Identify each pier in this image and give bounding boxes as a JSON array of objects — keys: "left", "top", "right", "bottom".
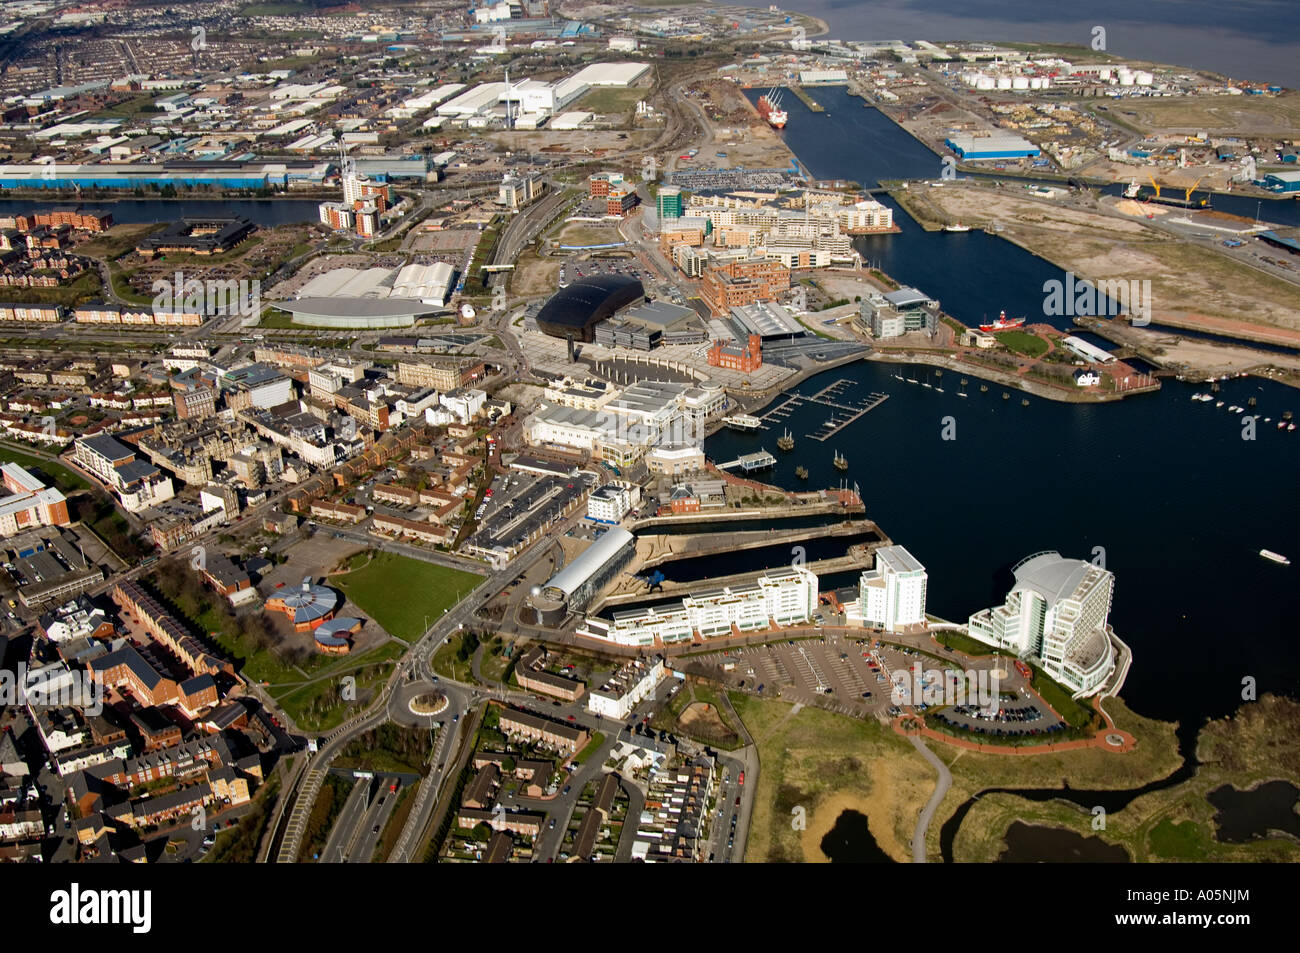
[
  {"left": 788, "top": 85, "right": 825, "bottom": 112},
  {"left": 757, "top": 378, "right": 890, "bottom": 442},
  {"left": 716, "top": 449, "right": 778, "bottom": 472}
]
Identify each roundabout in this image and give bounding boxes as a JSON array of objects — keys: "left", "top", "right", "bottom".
[{"left": 408, "top": 692, "right": 449, "bottom": 716}]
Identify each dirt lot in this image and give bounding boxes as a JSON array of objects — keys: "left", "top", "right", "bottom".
[
  {"left": 678, "top": 700, "right": 736, "bottom": 741},
  {"left": 1079, "top": 157, "right": 1241, "bottom": 192},
  {"left": 1107, "top": 92, "right": 1300, "bottom": 138}
]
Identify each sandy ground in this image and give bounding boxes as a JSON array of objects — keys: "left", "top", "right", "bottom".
[
  {"left": 678, "top": 702, "right": 736, "bottom": 743},
  {"left": 1081, "top": 158, "right": 1240, "bottom": 192},
  {"left": 797, "top": 754, "right": 927, "bottom": 863}
]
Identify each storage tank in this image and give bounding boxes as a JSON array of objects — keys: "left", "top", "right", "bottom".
[
  {"left": 1118, "top": 68, "right": 1135, "bottom": 86},
  {"left": 1012, "top": 76, "right": 1030, "bottom": 90},
  {"left": 1040, "top": 76, "right": 1051, "bottom": 90},
  {"left": 1136, "top": 71, "right": 1154, "bottom": 86},
  {"left": 996, "top": 76, "right": 1013, "bottom": 90},
  {"left": 1029, "top": 77, "right": 1044, "bottom": 90},
  {"left": 1097, "top": 68, "right": 1112, "bottom": 81},
  {"left": 976, "top": 76, "right": 995, "bottom": 91}
]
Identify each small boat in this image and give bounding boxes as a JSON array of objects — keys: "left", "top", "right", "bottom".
[
  {"left": 1215, "top": 401, "right": 1225, "bottom": 408},
  {"left": 777, "top": 429, "right": 794, "bottom": 451},
  {"left": 980, "top": 384, "right": 988, "bottom": 393},
  {"left": 935, "top": 387, "right": 944, "bottom": 393},
  {"left": 1002, "top": 392, "right": 1010, "bottom": 400},
  {"left": 1260, "top": 549, "right": 1291, "bottom": 566},
  {"left": 945, "top": 223, "right": 971, "bottom": 232},
  {"left": 1290, "top": 423, "right": 1296, "bottom": 431},
  {"left": 957, "top": 391, "right": 968, "bottom": 398},
  {"left": 921, "top": 382, "right": 932, "bottom": 389},
  {"left": 906, "top": 377, "right": 918, "bottom": 384},
  {"left": 1278, "top": 421, "right": 1287, "bottom": 429},
  {"left": 833, "top": 450, "right": 848, "bottom": 471},
  {"left": 794, "top": 465, "right": 809, "bottom": 479},
  {"left": 1021, "top": 398, "right": 1030, "bottom": 406}
]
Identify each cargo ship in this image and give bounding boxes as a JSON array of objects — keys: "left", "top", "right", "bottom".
[
  {"left": 756, "top": 88, "right": 788, "bottom": 129},
  {"left": 980, "top": 310, "right": 1026, "bottom": 333},
  {"left": 1259, "top": 549, "right": 1291, "bottom": 566}
]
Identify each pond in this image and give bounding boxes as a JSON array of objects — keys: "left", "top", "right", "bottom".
[{"left": 818, "top": 809, "right": 894, "bottom": 863}]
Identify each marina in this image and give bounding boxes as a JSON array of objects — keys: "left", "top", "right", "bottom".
[{"left": 757, "top": 378, "right": 890, "bottom": 442}]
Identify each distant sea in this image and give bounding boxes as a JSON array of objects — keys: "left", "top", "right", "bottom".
[{"left": 731, "top": 0, "right": 1300, "bottom": 88}]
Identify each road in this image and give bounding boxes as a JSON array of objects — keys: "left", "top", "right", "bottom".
[{"left": 319, "top": 776, "right": 373, "bottom": 863}]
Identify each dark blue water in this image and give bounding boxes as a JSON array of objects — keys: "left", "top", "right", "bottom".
[
  {"left": 714, "top": 83, "right": 1300, "bottom": 729},
  {"left": 731, "top": 0, "right": 1300, "bottom": 88},
  {"left": 748, "top": 87, "right": 1141, "bottom": 330},
  {"left": 707, "top": 359, "right": 1300, "bottom": 726},
  {"left": 0, "top": 198, "right": 323, "bottom": 226}
]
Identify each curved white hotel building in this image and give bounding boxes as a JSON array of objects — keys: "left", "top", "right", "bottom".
[{"left": 967, "top": 551, "right": 1116, "bottom": 696}]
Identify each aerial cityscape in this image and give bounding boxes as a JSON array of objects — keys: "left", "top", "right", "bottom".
[{"left": 0, "top": 0, "right": 1295, "bottom": 897}]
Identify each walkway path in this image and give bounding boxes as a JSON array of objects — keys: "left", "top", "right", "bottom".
[{"left": 908, "top": 734, "right": 950, "bottom": 863}]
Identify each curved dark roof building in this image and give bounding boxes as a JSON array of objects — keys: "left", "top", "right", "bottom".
[{"left": 536, "top": 274, "right": 644, "bottom": 343}]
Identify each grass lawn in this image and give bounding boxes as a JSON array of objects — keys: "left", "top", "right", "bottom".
[
  {"left": 574, "top": 732, "right": 606, "bottom": 765},
  {"left": 576, "top": 86, "right": 647, "bottom": 117},
  {"left": 995, "top": 329, "right": 1049, "bottom": 358},
  {"left": 0, "top": 445, "right": 89, "bottom": 493},
  {"left": 932, "top": 630, "right": 997, "bottom": 657},
  {"left": 334, "top": 551, "right": 481, "bottom": 641},
  {"left": 0, "top": 270, "right": 103, "bottom": 307},
  {"left": 260, "top": 309, "right": 298, "bottom": 329},
  {"left": 478, "top": 639, "right": 518, "bottom": 683},
  {"left": 431, "top": 633, "right": 475, "bottom": 683},
  {"left": 270, "top": 640, "right": 406, "bottom": 732}
]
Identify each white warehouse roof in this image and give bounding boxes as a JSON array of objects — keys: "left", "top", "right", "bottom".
[{"left": 569, "top": 62, "right": 650, "bottom": 87}]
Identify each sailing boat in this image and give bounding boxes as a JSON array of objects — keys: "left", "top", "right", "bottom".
[
  {"left": 777, "top": 428, "right": 795, "bottom": 451},
  {"left": 833, "top": 450, "right": 848, "bottom": 471}
]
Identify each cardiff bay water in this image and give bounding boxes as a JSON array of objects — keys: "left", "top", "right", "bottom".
[{"left": 708, "top": 87, "right": 1300, "bottom": 730}]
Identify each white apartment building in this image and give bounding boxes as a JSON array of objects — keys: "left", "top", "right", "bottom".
[
  {"left": 439, "top": 387, "right": 487, "bottom": 424},
  {"left": 526, "top": 380, "right": 723, "bottom": 468},
  {"left": 856, "top": 545, "right": 928, "bottom": 632},
  {"left": 587, "top": 482, "right": 638, "bottom": 524},
  {"left": 308, "top": 361, "right": 367, "bottom": 399},
  {"left": 580, "top": 567, "right": 818, "bottom": 647},
  {"left": 587, "top": 656, "right": 666, "bottom": 719},
  {"left": 72, "top": 435, "right": 175, "bottom": 513},
  {"left": 835, "top": 198, "right": 894, "bottom": 232},
  {"left": 967, "top": 551, "right": 1116, "bottom": 695}
]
